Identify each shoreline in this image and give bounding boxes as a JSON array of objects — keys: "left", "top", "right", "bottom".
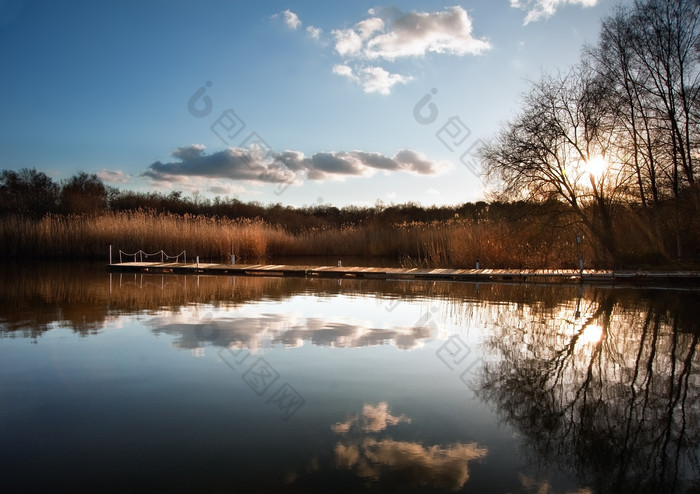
[{"left": 107, "top": 261, "right": 700, "bottom": 288}]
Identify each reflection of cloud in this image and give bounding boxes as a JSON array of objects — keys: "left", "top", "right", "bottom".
[
  {"left": 287, "top": 402, "right": 488, "bottom": 490},
  {"left": 332, "top": 402, "right": 410, "bottom": 434},
  {"left": 148, "top": 313, "right": 434, "bottom": 352},
  {"left": 519, "top": 473, "right": 593, "bottom": 494},
  {"left": 328, "top": 402, "right": 486, "bottom": 491},
  {"left": 335, "top": 438, "right": 487, "bottom": 491}
]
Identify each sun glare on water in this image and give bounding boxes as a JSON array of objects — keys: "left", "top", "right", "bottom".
[{"left": 579, "top": 324, "right": 603, "bottom": 346}]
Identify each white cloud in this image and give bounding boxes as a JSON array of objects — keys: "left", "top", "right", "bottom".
[
  {"left": 277, "top": 6, "right": 489, "bottom": 95},
  {"left": 97, "top": 169, "right": 130, "bottom": 184},
  {"left": 334, "top": 64, "right": 411, "bottom": 95},
  {"left": 332, "top": 6, "right": 490, "bottom": 60},
  {"left": 511, "top": 0, "right": 598, "bottom": 25},
  {"left": 332, "top": 63, "right": 357, "bottom": 80},
  {"left": 306, "top": 25, "right": 322, "bottom": 40},
  {"left": 328, "top": 6, "right": 489, "bottom": 94},
  {"left": 281, "top": 9, "right": 301, "bottom": 30}
]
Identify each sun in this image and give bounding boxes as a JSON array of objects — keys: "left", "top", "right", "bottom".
[{"left": 584, "top": 155, "right": 609, "bottom": 179}]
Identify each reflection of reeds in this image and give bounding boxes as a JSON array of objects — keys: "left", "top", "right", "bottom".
[
  {"left": 0, "top": 212, "right": 581, "bottom": 267},
  {"left": 0, "top": 260, "right": 591, "bottom": 337}
]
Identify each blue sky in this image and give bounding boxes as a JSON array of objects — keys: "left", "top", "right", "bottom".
[{"left": 0, "top": 0, "right": 625, "bottom": 207}]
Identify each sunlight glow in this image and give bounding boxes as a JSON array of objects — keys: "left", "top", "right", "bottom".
[
  {"left": 579, "top": 324, "right": 603, "bottom": 346},
  {"left": 584, "top": 155, "right": 609, "bottom": 179}
]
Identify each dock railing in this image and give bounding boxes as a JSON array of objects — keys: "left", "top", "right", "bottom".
[{"left": 116, "top": 249, "right": 186, "bottom": 264}]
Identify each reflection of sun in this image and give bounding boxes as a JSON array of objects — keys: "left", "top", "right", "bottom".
[
  {"left": 584, "top": 155, "right": 609, "bottom": 179},
  {"left": 579, "top": 324, "right": 603, "bottom": 345}
]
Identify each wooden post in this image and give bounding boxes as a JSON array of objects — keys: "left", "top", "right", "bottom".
[{"left": 576, "top": 235, "right": 583, "bottom": 280}]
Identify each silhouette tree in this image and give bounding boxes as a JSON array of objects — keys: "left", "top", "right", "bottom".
[
  {"left": 0, "top": 168, "right": 59, "bottom": 217},
  {"left": 481, "top": 64, "right": 628, "bottom": 263},
  {"left": 59, "top": 171, "right": 108, "bottom": 215}
]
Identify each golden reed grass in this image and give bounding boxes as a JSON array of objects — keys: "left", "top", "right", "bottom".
[{"left": 0, "top": 210, "right": 582, "bottom": 268}]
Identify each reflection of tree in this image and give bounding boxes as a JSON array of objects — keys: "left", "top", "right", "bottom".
[
  {"left": 476, "top": 290, "right": 700, "bottom": 493},
  {"left": 0, "top": 260, "right": 586, "bottom": 339}
]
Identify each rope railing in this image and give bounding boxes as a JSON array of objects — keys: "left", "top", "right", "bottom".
[{"left": 118, "top": 249, "right": 187, "bottom": 264}]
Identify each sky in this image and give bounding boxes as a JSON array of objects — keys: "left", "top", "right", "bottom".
[{"left": 0, "top": 0, "right": 628, "bottom": 208}]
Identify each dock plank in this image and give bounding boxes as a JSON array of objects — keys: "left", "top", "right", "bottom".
[{"left": 107, "top": 262, "right": 700, "bottom": 286}]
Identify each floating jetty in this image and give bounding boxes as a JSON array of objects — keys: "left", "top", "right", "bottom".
[{"left": 107, "top": 262, "right": 700, "bottom": 287}]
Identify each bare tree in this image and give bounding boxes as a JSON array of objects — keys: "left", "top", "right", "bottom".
[{"left": 482, "top": 65, "right": 630, "bottom": 263}]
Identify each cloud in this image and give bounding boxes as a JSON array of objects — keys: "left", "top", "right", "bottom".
[
  {"left": 328, "top": 6, "right": 489, "bottom": 94},
  {"left": 332, "top": 6, "right": 491, "bottom": 60},
  {"left": 280, "top": 9, "right": 301, "bottom": 30},
  {"left": 333, "top": 64, "right": 411, "bottom": 95},
  {"left": 288, "top": 402, "right": 488, "bottom": 490},
  {"left": 143, "top": 145, "right": 449, "bottom": 185},
  {"left": 142, "top": 144, "right": 298, "bottom": 184},
  {"left": 335, "top": 438, "right": 488, "bottom": 490},
  {"left": 147, "top": 313, "right": 436, "bottom": 352},
  {"left": 332, "top": 402, "right": 411, "bottom": 434},
  {"left": 97, "top": 169, "right": 130, "bottom": 184},
  {"left": 206, "top": 183, "right": 247, "bottom": 196},
  {"left": 306, "top": 25, "right": 322, "bottom": 40},
  {"left": 510, "top": 0, "right": 598, "bottom": 24}
]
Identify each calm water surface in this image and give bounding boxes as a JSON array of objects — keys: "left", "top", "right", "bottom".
[{"left": 0, "top": 262, "right": 698, "bottom": 493}]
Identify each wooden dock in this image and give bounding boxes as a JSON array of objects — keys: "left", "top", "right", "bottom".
[{"left": 107, "top": 262, "right": 700, "bottom": 286}]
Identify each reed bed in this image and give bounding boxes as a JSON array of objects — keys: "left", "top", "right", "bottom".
[
  {"left": 0, "top": 211, "right": 290, "bottom": 261},
  {"left": 0, "top": 210, "right": 587, "bottom": 268}
]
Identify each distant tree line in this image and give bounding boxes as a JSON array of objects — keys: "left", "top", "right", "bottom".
[
  {"left": 0, "top": 167, "right": 555, "bottom": 233},
  {"left": 482, "top": 0, "right": 699, "bottom": 264}
]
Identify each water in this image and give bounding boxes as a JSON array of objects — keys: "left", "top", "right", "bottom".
[{"left": 0, "top": 262, "right": 698, "bottom": 493}]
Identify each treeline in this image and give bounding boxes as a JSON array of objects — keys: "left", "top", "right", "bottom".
[
  {"left": 482, "top": 0, "right": 700, "bottom": 265},
  {"left": 0, "top": 166, "right": 685, "bottom": 267},
  {"left": 0, "top": 166, "right": 548, "bottom": 231},
  {"left": 0, "top": 167, "right": 601, "bottom": 267}
]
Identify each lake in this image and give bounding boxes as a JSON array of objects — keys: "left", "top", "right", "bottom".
[{"left": 0, "top": 262, "right": 698, "bottom": 493}]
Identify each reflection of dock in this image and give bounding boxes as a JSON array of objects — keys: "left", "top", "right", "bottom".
[{"left": 107, "top": 262, "right": 700, "bottom": 286}]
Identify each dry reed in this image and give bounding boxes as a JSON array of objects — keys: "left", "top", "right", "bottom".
[{"left": 0, "top": 210, "right": 586, "bottom": 268}]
